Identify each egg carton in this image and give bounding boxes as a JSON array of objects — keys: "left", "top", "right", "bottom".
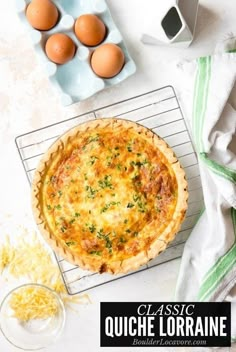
[{"left": 15, "top": 0, "right": 136, "bottom": 106}]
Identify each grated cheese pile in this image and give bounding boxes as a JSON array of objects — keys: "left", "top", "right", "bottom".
[
  {"left": 9, "top": 286, "right": 58, "bottom": 322},
  {"left": 0, "top": 229, "right": 90, "bottom": 321}
]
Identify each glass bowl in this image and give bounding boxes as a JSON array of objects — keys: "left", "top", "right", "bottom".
[{"left": 0, "top": 283, "right": 66, "bottom": 350}]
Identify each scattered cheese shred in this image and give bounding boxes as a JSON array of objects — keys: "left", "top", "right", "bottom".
[
  {"left": 9, "top": 286, "right": 58, "bottom": 322},
  {"left": 0, "top": 236, "right": 15, "bottom": 273},
  {"left": 0, "top": 228, "right": 90, "bottom": 321}
]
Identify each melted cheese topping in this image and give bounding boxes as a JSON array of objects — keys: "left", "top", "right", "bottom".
[{"left": 42, "top": 126, "right": 177, "bottom": 267}]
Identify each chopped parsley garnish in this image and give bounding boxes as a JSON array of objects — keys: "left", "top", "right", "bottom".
[
  {"left": 100, "top": 201, "right": 120, "bottom": 213},
  {"left": 89, "top": 250, "right": 102, "bottom": 256},
  {"left": 130, "top": 159, "right": 149, "bottom": 167},
  {"left": 137, "top": 201, "right": 146, "bottom": 213},
  {"left": 133, "top": 232, "right": 139, "bottom": 237},
  {"left": 74, "top": 212, "right": 80, "bottom": 217},
  {"left": 105, "top": 239, "right": 112, "bottom": 253},
  {"left": 130, "top": 161, "right": 141, "bottom": 167},
  {"left": 60, "top": 226, "right": 67, "bottom": 233},
  {"left": 116, "top": 164, "right": 122, "bottom": 171},
  {"left": 137, "top": 153, "right": 142, "bottom": 157},
  {"left": 86, "top": 223, "right": 96, "bottom": 233},
  {"left": 47, "top": 205, "right": 52, "bottom": 210},
  {"left": 58, "top": 190, "right": 63, "bottom": 197},
  {"left": 156, "top": 207, "right": 161, "bottom": 213},
  {"left": 100, "top": 205, "right": 109, "bottom": 213},
  {"left": 69, "top": 219, "right": 76, "bottom": 224},
  {"left": 65, "top": 165, "right": 71, "bottom": 170},
  {"left": 132, "top": 174, "right": 139, "bottom": 181},
  {"left": 125, "top": 229, "right": 131, "bottom": 233},
  {"left": 114, "top": 146, "right": 119, "bottom": 150},
  {"left": 124, "top": 219, "right": 128, "bottom": 224},
  {"left": 65, "top": 241, "right": 76, "bottom": 246},
  {"left": 97, "top": 229, "right": 106, "bottom": 239},
  {"left": 127, "top": 202, "right": 134, "bottom": 208},
  {"left": 88, "top": 134, "right": 99, "bottom": 143},
  {"left": 89, "top": 224, "right": 96, "bottom": 233},
  {"left": 106, "top": 156, "right": 112, "bottom": 166},
  {"left": 85, "top": 185, "right": 98, "bottom": 199},
  {"left": 89, "top": 156, "right": 99, "bottom": 165},
  {"left": 55, "top": 204, "right": 61, "bottom": 210},
  {"left": 133, "top": 194, "right": 141, "bottom": 202},
  {"left": 98, "top": 175, "right": 113, "bottom": 189},
  {"left": 127, "top": 140, "right": 134, "bottom": 152},
  {"left": 97, "top": 229, "right": 113, "bottom": 253},
  {"left": 157, "top": 195, "right": 162, "bottom": 200},
  {"left": 142, "top": 159, "right": 149, "bottom": 165},
  {"left": 119, "top": 236, "right": 127, "bottom": 243}
]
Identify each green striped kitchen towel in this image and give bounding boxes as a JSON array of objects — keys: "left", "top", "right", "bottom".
[{"left": 175, "top": 38, "right": 236, "bottom": 338}]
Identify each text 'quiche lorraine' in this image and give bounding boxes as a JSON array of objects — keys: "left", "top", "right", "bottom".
[{"left": 32, "top": 118, "right": 188, "bottom": 274}]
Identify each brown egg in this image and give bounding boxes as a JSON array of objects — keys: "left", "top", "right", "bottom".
[
  {"left": 45, "top": 34, "right": 76, "bottom": 65},
  {"left": 91, "top": 43, "right": 125, "bottom": 78},
  {"left": 75, "top": 14, "right": 106, "bottom": 46},
  {"left": 26, "top": 0, "right": 59, "bottom": 31}
]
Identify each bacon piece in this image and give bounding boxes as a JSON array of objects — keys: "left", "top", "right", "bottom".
[{"left": 81, "top": 238, "right": 98, "bottom": 251}]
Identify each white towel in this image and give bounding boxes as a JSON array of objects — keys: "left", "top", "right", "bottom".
[{"left": 175, "top": 37, "right": 236, "bottom": 341}]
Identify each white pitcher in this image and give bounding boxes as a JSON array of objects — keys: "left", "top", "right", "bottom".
[{"left": 141, "top": 0, "right": 199, "bottom": 48}]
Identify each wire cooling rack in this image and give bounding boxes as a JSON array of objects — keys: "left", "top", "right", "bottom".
[{"left": 15, "top": 86, "right": 203, "bottom": 295}]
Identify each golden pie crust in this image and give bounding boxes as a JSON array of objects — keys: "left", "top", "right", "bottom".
[{"left": 32, "top": 118, "right": 188, "bottom": 274}]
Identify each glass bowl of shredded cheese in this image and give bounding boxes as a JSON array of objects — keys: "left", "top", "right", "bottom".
[{"left": 0, "top": 283, "right": 65, "bottom": 350}]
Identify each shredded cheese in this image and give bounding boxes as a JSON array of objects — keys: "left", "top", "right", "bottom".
[
  {"left": 0, "top": 236, "right": 15, "bottom": 273},
  {"left": 0, "top": 228, "right": 90, "bottom": 321},
  {"left": 9, "top": 286, "right": 58, "bottom": 322},
  {"left": 7, "top": 232, "right": 65, "bottom": 293}
]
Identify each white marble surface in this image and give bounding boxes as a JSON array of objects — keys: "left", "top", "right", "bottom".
[{"left": 0, "top": 0, "right": 235, "bottom": 351}]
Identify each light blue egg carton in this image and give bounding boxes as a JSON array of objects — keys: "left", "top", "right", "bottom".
[{"left": 15, "top": 0, "right": 136, "bottom": 106}]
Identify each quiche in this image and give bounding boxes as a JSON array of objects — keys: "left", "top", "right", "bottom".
[{"left": 32, "top": 118, "right": 188, "bottom": 274}]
